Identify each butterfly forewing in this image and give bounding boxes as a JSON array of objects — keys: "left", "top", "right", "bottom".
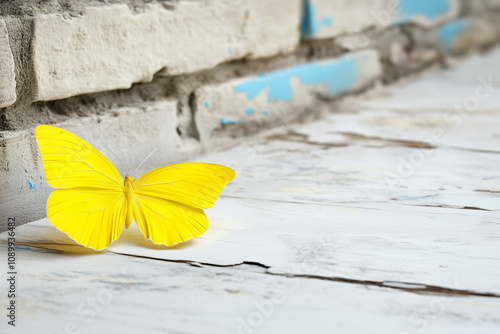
[
  {"left": 36, "top": 125, "right": 123, "bottom": 190},
  {"left": 133, "top": 163, "right": 236, "bottom": 209}
]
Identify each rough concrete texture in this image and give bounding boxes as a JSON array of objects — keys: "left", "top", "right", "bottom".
[
  {"left": 194, "top": 50, "right": 382, "bottom": 148},
  {"left": 335, "top": 28, "right": 413, "bottom": 83},
  {"left": 0, "top": 99, "right": 202, "bottom": 228},
  {"left": 334, "top": 14, "right": 500, "bottom": 83},
  {"left": 0, "top": 18, "right": 16, "bottom": 108},
  {"left": 32, "top": 0, "right": 301, "bottom": 101},
  {"left": 301, "top": 0, "right": 461, "bottom": 40},
  {"left": 0, "top": 0, "right": 170, "bottom": 16}
]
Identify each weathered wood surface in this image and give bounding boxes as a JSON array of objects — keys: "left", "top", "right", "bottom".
[{"left": 2, "top": 48, "right": 500, "bottom": 333}]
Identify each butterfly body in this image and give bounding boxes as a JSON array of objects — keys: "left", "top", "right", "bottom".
[
  {"left": 123, "top": 175, "right": 134, "bottom": 229},
  {"left": 35, "top": 125, "right": 235, "bottom": 250}
]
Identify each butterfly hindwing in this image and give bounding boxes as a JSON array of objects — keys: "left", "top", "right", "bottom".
[
  {"left": 132, "top": 194, "right": 209, "bottom": 246},
  {"left": 36, "top": 125, "right": 123, "bottom": 190},
  {"left": 48, "top": 188, "right": 127, "bottom": 250}
]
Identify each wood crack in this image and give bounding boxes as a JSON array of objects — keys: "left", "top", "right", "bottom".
[
  {"left": 450, "top": 146, "right": 500, "bottom": 155},
  {"left": 338, "top": 132, "right": 436, "bottom": 148},
  {"left": 392, "top": 202, "right": 493, "bottom": 212},
  {"left": 268, "top": 132, "right": 347, "bottom": 148},
  {"left": 265, "top": 272, "right": 500, "bottom": 298},
  {"left": 109, "top": 250, "right": 500, "bottom": 299},
  {"left": 12, "top": 241, "right": 500, "bottom": 299},
  {"left": 475, "top": 189, "right": 500, "bottom": 194},
  {"left": 108, "top": 250, "right": 271, "bottom": 269}
]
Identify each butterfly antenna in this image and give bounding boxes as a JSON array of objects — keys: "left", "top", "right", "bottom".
[
  {"left": 97, "top": 136, "right": 129, "bottom": 175},
  {"left": 130, "top": 148, "right": 158, "bottom": 178}
]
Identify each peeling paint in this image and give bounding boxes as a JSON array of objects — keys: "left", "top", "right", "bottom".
[
  {"left": 233, "top": 54, "right": 360, "bottom": 103},
  {"left": 204, "top": 101, "right": 210, "bottom": 108},
  {"left": 221, "top": 118, "right": 238, "bottom": 125},
  {"left": 395, "top": 0, "right": 452, "bottom": 25},
  {"left": 245, "top": 108, "right": 255, "bottom": 115},
  {"left": 27, "top": 179, "right": 36, "bottom": 190},
  {"left": 300, "top": 0, "right": 333, "bottom": 38},
  {"left": 322, "top": 17, "right": 333, "bottom": 27},
  {"left": 436, "top": 18, "right": 471, "bottom": 53}
]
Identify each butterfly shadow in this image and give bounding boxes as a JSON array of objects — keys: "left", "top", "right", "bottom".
[
  {"left": 108, "top": 225, "right": 197, "bottom": 251},
  {"left": 19, "top": 223, "right": 196, "bottom": 254},
  {"left": 19, "top": 234, "right": 103, "bottom": 255}
]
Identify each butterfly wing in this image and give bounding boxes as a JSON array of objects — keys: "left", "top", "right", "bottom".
[
  {"left": 48, "top": 188, "right": 127, "bottom": 250},
  {"left": 36, "top": 125, "right": 127, "bottom": 250},
  {"left": 132, "top": 194, "right": 209, "bottom": 246},
  {"left": 35, "top": 125, "right": 123, "bottom": 189},
  {"left": 133, "top": 163, "right": 236, "bottom": 209},
  {"left": 132, "top": 163, "right": 235, "bottom": 246}
]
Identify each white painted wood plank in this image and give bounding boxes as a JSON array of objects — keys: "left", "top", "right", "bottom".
[{"left": 0, "top": 245, "right": 499, "bottom": 334}]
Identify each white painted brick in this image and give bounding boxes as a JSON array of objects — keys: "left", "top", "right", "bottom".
[
  {"left": 301, "top": 0, "right": 394, "bottom": 40},
  {"left": 301, "top": 0, "right": 461, "bottom": 40},
  {"left": 485, "top": 0, "right": 500, "bottom": 10},
  {"left": 434, "top": 18, "right": 499, "bottom": 55},
  {"left": 0, "top": 100, "right": 201, "bottom": 226},
  {"left": 393, "top": 0, "right": 461, "bottom": 28},
  {"left": 466, "top": 18, "right": 499, "bottom": 48},
  {"left": 32, "top": 0, "right": 301, "bottom": 102},
  {"left": 58, "top": 101, "right": 201, "bottom": 172},
  {"left": 0, "top": 18, "right": 16, "bottom": 108},
  {"left": 0, "top": 129, "right": 52, "bottom": 227},
  {"left": 194, "top": 50, "right": 382, "bottom": 147},
  {"left": 467, "top": 0, "right": 500, "bottom": 12}
]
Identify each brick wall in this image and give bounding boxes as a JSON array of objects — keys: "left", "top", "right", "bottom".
[{"left": 1, "top": 0, "right": 500, "bottom": 230}]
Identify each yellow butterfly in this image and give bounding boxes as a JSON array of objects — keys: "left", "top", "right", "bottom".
[{"left": 35, "top": 125, "right": 235, "bottom": 250}]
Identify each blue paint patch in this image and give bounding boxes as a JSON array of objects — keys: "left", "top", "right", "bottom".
[
  {"left": 204, "top": 101, "right": 210, "bottom": 108},
  {"left": 228, "top": 47, "right": 233, "bottom": 54},
  {"left": 322, "top": 17, "right": 333, "bottom": 27},
  {"left": 263, "top": 111, "right": 269, "bottom": 116},
  {"left": 437, "top": 18, "right": 471, "bottom": 54},
  {"left": 233, "top": 54, "right": 360, "bottom": 103},
  {"left": 16, "top": 246, "right": 61, "bottom": 254},
  {"left": 395, "top": 0, "right": 452, "bottom": 25},
  {"left": 245, "top": 108, "right": 255, "bottom": 115},
  {"left": 301, "top": 1, "right": 333, "bottom": 38},
  {"left": 27, "top": 179, "right": 36, "bottom": 190},
  {"left": 221, "top": 118, "right": 238, "bottom": 125}
]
